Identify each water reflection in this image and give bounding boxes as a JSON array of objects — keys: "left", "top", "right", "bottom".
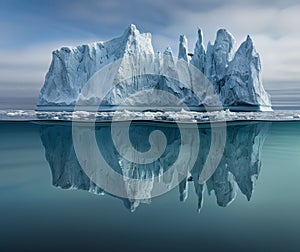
[{"left": 40, "top": 121, "right": 270, "bottom": 212}]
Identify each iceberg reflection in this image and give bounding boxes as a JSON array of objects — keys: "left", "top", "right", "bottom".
[{"left": 40, "top": 121, "right": 270, "bottom": 212}]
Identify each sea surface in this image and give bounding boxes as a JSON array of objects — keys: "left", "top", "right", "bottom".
[
  {"left": 1, "top": 84, "right": 300, "bottom": 252},
  {"left": 0, "top": 119, "right": 300, "bottom": 252}
]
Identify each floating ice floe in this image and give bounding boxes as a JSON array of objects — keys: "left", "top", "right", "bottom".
[{"left": 1, "top": 109, "right": 300, "bottom": 123}]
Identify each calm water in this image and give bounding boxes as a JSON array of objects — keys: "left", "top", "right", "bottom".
[{"left": 0, "top": 120, "right": 300, "bottom": 252}]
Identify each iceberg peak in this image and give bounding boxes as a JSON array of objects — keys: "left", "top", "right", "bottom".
[
  {"left": 213, "top": 28, "right": 236, "bottom": 81},
  {"left": 191, "top": 27, "right": 206, "bottom": 72},
  {"left": 123, "top": 24, "right": 140, "bottom": 37},
  {"left": 246, "top": 34, "right": 252, "bottom": 42},
  {"left": 221, "top": 34, "right": 271, "bottom": 107},
  {"left": 178, "top": 35, "right": 189, "bottom": 62},
  {"left": 197, "top": 27, "right": 204, "bottom": 44},
  {"left": 164, "top": 46, "right": 173, "bottom": 56},
  {"left": 241, "top": 35, "right": 256, "bottom": 58}
]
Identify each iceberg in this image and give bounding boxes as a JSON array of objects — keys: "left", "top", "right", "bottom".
[{"left": 37, "top": 24, "right": 271, "bottom": 111}]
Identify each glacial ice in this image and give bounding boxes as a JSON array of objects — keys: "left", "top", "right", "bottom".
[
  {"left": 37, "top": 24, "right": 272, "bottom": 111},
  {"left": 221, "top": 36, "right": 271, "bottom": 107}
]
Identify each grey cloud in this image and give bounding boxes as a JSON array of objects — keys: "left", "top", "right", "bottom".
[{"left": 1, "top": 0, "right": 300, "bottom": 99}]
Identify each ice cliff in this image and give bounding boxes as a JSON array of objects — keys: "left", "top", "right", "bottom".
[{"left": 38, "top": 24, "right": 271, "bottom": 111}]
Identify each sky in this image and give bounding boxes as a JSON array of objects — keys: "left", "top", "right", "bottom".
[{"left": 0, "top": 0, "right": 300, "bottom": 103}]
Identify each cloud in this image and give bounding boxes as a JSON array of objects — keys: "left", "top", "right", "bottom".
[
  {"left": 0, "top": 39, "right": 99, "bottom": 96},
  {"left": 1, "top": 0, "right": 300, "bottom": 100}
]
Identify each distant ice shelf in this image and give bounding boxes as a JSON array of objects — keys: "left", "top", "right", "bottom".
[{"left": 1, "top": 109, "right": 300, "bottom": 123}]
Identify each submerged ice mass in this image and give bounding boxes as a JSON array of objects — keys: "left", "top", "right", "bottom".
[
  {"left": 38, "top": 24, "right": 271, "bottom": 111},
  {"left": 39, "top": 121, "right": 270, "bottom": 211}
]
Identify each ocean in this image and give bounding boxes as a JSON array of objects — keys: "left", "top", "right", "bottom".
[
  {"left": 0, "top": 119, "right": 299, "bottom": 252},
  {"left": 1, "top": 84, "right": 300, "bottom": 251}
]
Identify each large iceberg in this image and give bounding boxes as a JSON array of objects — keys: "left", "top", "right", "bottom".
[{"left": 38, "top": 24, "right": 271, "bottom": 111}]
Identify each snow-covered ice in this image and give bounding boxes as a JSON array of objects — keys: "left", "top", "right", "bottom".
[{"left": 37, "top": 24, "right": 271, "bottom": 111}]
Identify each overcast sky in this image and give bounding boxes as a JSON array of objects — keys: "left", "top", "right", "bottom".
[{"left": 1, "top": 0, "right": 300, "bottom": 99}]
